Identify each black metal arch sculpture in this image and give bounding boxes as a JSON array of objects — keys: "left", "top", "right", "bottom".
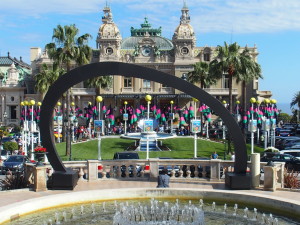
[{"left": 40, "top": 62, "right": 249, "bottom": 189}]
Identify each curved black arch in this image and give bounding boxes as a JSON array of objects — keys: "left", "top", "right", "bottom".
[{"left": 40, "top": 62, "right": 247, "bottom": 174}]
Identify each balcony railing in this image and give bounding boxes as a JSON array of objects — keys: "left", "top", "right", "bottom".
[
  {"left": 203, "top": 88, "right": 238, "bottom": 96},
  {"left": 71, "top": 88, "right": 96, "bottom": 95},
  {"left": 121, "top": 87, "right": 133, "bottom": 93}
]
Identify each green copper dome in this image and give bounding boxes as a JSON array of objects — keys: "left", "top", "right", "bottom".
[{"left": 121, "top": 36, "right": 173, "bottom": 50}]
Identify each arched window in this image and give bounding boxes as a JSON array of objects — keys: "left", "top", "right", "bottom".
[{"left": 203, "top": 48, "right": 211, "bottom": 62}]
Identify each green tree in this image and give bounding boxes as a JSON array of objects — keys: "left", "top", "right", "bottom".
[
  {"left": 187, "top": 62, "right": 217, "bottom": 88},
  {"left": 290, "top": 91, "right": 300, "bottom": 124},
  {"left": 278, "top": 112, "right": 291, "bottom": 123},
  {"left": 290, "top": 91, "right": 300, "bottom": 110},
  {"left": 236, "top": 47, "right": 262, "bottom": 113},
  {"left": 3, "top": 142, "right": 18, "bottom": 153},
  {"left": 209, "top": 42, "right": 260, "bottom": 113},
  {"left": 45, "top": 24, "right": 92, "bottom": 157},
  {"left": 85, "top": 76, "right": 113, "bottom": 95},
  {"left": 35, "top": 64, "right": 65, "bottom": 98}
]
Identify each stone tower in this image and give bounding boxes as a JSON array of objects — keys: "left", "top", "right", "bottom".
[
  {"left": 172, "top": 1, "right": 196, "bottom": 63},
  {"left": 96, "top": 4, "right": 122, "bottom": 62}
]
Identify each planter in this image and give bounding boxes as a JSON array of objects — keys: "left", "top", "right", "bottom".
[{"left": 34, "top": 152, "right": 47, "bottom": 167}]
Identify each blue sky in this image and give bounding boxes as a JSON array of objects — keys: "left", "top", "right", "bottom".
[{"left": 1, "top": 0, "right": 300, "bottom": 114}]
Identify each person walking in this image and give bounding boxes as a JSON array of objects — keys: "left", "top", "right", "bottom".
[{"left": 157, "top": 169, "right": 170, "bottom": 188}]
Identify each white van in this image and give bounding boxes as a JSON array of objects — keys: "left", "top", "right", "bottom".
[{"left": 280, "top": 150, "right": 300, "bottom": 160}]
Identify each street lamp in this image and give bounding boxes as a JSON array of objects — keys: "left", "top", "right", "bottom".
[
  {"left": 30, "top": 99, "right": 35, "bottom": 160},
  {"left": 170, "top": 100, "right": 174, "bottom": 134},
  {"left": 57, "top": 102, "right": 61, "bottom": 143},
  {"left": 270, "top": 99, "right": 277, "bottom": 147},
  {"left": 96, "top": 96, "right": 103, "bottom": 161},
  {"left": 249, "top": 97, "right": 256, "bottom": 154},
  {"left": 145, "top": 94, "right": 152, "bottom": 160},
  {"left": 37, "top": 102, "right": 42, "bottom": 146},
  {"left": 256, "top": 100, "right": 261, "bottom": 145},
  {"left": 124, "top": 101, "right": 128, "bottom": 134},
  {"left": 192, "top": 98, "right": 199, "bottom": 158}
]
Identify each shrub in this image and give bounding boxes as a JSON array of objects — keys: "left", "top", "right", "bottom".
[
  {"left": 3, "top": 141, "right": 18, "bottom": 153},
  {"left": 0, "top": 171, "right": 30, "bottom": 190},
  {"left": 284, "top": 169, "right": 300, "bottom": 189}
]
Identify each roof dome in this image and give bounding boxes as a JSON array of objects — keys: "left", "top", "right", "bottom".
[
  {"left": 121, "top": 36, "right": 173, "bottom": 50},
  {"left": 174, "top": 24, "right": 194, "bottom": 39},
  {"left": 98, "top": 23, "right": 121, "bottom": 39}
]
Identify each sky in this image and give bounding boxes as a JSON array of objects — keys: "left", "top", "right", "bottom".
[{"left": 0, "top": 0, "right": 300, "bottom": 114}]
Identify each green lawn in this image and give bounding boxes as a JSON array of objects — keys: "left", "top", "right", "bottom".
[{"left": 55, "top": 137, "right": 264, "bottom": 161}]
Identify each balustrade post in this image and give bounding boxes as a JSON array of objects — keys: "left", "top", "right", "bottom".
[
  {"left": 178, "top": 166, "right": 184, "bottom": 178},
  {"left": 33, "top": 166, "right": 47, "bottom": 192},
  {"left": 210, "top": 159, "right": 221, "bottom": 180},
  {"left": 78, "top": 167, "right": 85, "bottom": 180},
  {"left": 87, "top": 160, "right": 98, "bottom": 181},
  {"left": 149, "top": 159, "right": 158, "bottom": 181}
]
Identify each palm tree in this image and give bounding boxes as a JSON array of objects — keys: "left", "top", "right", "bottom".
[
  {"left": 209, "top": 42, "right": 257, "bottom": 114},
  {"left": 236, "top": 48, "right": 262, "bottom": 113},
  {"left": 85, "top": 76, "right": 113, "bottom": 94},
  {"left": 45, "top": 24, "right": 92, "bottom": 157},
  {"left": 291, "top": 91, "right": 300, "bottom": 123},
  {"left": 187, "top": 62, "right": 217, "bottom": 88},
  {"left": 35, "top": 64, "right": 65, "bottom": 98},
  {"left": 290, "top": 91, "right": 300, "bottom": 109}
]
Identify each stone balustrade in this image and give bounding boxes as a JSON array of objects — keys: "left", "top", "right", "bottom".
[{"left": 24, "top": 159, "right": 285, "bottom": 192}]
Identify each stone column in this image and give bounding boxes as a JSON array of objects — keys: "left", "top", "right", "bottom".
[
  {"left": 33, "top": 166, "right": 47, "bottom": 192},
  {"left": 210, "top": 159, "right": 221, "bottom": 180},
  {"left": 264, "top": 166, "right": 277, "bottom": 191},
  {"left": 251, "top": 153, "right": 260, "bottom": 188},
  {"left": 87, "top": 160, "right": 98, "bottom": 181},
  {"left": 149, "top": 159, "right": 158, "bottom": 181}
]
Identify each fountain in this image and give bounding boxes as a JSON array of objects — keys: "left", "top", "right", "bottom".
[
  {"left": 0, "top": 191, "right": 299, "bottom": 225},
  {"left": 121, "top": 119, "right": 177, "bottom": 151}
]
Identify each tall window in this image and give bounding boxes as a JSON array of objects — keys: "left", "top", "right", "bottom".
[
  {"left": 143, "top": 79, "right": 151, "bottom": 88},
  {"left": 10, "top": 106, "right": 17, "bottom": 119},
  {"left": 223, "top": 74, "right": 229, "bottom": 88},
  {"left": 124, "top": 77, "right": 132, "bottom": 88}
]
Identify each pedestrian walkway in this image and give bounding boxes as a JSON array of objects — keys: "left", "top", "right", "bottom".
[{"left": 0, "top": 179, "right": 299, "bottom": 208}]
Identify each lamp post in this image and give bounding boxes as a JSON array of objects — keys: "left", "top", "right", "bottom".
[
  {"left": 250, "top": 97, "right": 256, "bottom": 154},
  {"left": 145, "top": 94, "right": 152, "bottom": 160},
  {"left": 264, "top": 99, "right": 270, "bottom": 148},
  {"left": 23, "top": 101, "right": 29, "bottom": 156},
  {"left": 30, "top": 99, "right": 35, "bottom": 160},
  {"left": 73, "top": 117, "right": 78, "bottom": 143},
  {"left": 270, "top": 99, "right": 277, "bottom": 147},
  {"left": 37, "top": 102, "right": 42, "bottom": 146},
  {"left": 170, "top": 100, "right": 174, "bottom": 134},
  {"left": 96, "top": 96, "right": 103, "bottom": 161},
  {"left": 256, "top": 100, "right": 261, "bottom": 145},
  {"left": 192, "top": 98, "right": 198, "bottom": 158},
  {"left": 57, "top": 102, "right": 61, "bottom": 143},
  {"left": 124, "top": 101, "right": 128, "bottom": 134},
  {"left": 222, "top": 100, "right": 227, "bottom": 140}
]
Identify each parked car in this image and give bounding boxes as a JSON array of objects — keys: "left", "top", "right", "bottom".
[
  {"left": 261, "top": 153, "right": 300, "bottom": 171},
  {"left": 276, "top": 136, "right": 300, "bottom": 150},
  {"left": 112, "top": 152, "right": 141, "bottom": 177},
  {"left": 278, "top": 129, "right": 294, "bottom": 137},
  {"left": 280, "top": 150, "right": 300, "bottom": 160},
  {"left": 2, "top": 155, "right": 32, "bottom": 174},
  {"left": 0, "top": 150, "right": 11, "bottom": 160}
]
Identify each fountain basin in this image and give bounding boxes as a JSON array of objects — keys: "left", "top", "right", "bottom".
[{"left": 0, "top": 188, "right": 299, "bottom": 224}]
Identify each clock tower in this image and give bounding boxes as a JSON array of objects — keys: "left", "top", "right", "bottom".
[
  {"left": 172, "top": 1, "right": 196, "bottom": 64},
  {"left": 96, "top": 4, "right": 122, "bottom": 62}
]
